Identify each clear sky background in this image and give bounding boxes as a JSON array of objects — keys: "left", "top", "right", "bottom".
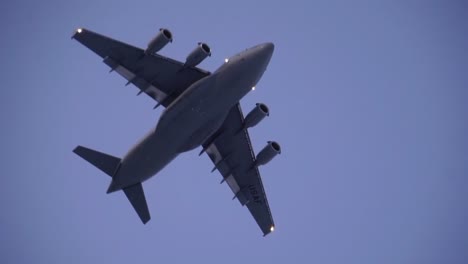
[{"left": 1, "top": 0, "right": 467, "bottom": 263}]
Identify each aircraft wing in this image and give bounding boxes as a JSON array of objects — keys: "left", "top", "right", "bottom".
[
  {"left": 202, "top": 103, "right": 275, "bottom": 236},
  {"left": 72, "top": 28, "right": 210, "bottom": 107}
]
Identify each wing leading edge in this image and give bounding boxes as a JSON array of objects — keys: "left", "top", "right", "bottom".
[
  {"left": 203, "top": 104, "right": 275, "bottom": 236},
  {"left": 72, "top": 28, "right": 210, "bottom": 107}
]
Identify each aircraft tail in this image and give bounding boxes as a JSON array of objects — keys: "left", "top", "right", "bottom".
[
  {"left": 73, "top": 145, "right": 120, "bottom": 176},
  {"left": 123, "top": 183, "right": 151, "bottom": 224},
  {"left": 73, "top": 145, "right": 151, "bottom": 224}
]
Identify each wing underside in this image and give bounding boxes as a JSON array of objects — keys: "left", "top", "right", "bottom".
[
  {"left": 72, "top": 28, "right": 210, "bottom": 107},
  {"left": 203, "top": 104, "right": 275, "bottom": 236}
]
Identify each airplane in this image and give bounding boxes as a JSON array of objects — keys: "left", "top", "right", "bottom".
[{"left": 72, "top": 27, "right": 281, "bottom": 236}]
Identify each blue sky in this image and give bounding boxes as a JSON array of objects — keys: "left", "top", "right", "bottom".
[{"left": 2, "top": 0, "right": 467, "bottom": 263}]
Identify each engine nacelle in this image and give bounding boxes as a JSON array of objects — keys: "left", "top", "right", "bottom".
[
  {"left": 185, "top": 42, "right": 211, "bottom": 67},
  {"left": 145, "top": 28, "right": 173, "bottom": 55},
  {"left": 255, "top": 141, "right": 281, "bottom": 166},
  {"left": 244, "top": 103, "right": 269, "bottom": 129}
]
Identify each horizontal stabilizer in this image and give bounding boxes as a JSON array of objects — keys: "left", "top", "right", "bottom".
[
  {"left": 123, "top": 183, "right": 151, "bottom": 224},
  {"left": 73, "top": 145, "right": 120, "bottom": 177}
]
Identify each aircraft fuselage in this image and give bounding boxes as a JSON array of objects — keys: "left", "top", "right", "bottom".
[{"left": 107, "top": 43, "right": 274, "bottom": 192}]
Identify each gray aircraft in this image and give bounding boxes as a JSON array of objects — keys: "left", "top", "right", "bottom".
[{"left": 72, "top": 28, "right": 281, "bottom": 236}]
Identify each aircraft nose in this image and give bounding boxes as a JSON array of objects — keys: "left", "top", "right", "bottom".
[
  {"left": 258, "top": 42, "right": 274, "bottom": 62},
  {"left": 251, "top": 42, "right": 274, "bottom": 69},
  {"left": 262, "top": 42, "right": 274, "bottom": 55}
]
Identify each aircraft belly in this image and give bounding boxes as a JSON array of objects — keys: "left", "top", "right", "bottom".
[
  {"left": 157, "top": 74, "right": 230, "bottom": 152},
  {"left": 113, "top": 72, "right": 239, "bottom": 188},
  {"left": 115, "top": 128, "right": 179, "bottom": 187}
]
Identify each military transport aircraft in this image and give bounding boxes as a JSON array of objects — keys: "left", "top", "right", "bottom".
[{"left": 72, "top": 28, "right": 281, "bottom": 236}]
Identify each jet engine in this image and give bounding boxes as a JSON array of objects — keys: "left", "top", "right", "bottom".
[
  {"left": 145, "top": 28, "right": 173, "bottom": 55},
  {"left": 185, "top": 42, "right": 211, "bottom": 67},
  {"left": 244, "top": 103, "right": 269, "bottom": 129},
  {"left": 255, "top": 141, "right": 281, "bottom": 166}
]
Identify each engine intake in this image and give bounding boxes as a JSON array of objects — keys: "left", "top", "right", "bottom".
[
  {"left": 255, "top": 141, "right": 281, "bottom": 166},
  {"left": 185, "top": 42, "right": 211, "bottom": 67},
  {"left": 146, "top": 28, "right": 173, "bottom": 55},
  {"left": 244, "top": 103, "right": 269, "bottom": 129}
]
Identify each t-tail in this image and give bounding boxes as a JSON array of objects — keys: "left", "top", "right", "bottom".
[{"left": 73, "top": 145, "right": 151, "bottom": 224}]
